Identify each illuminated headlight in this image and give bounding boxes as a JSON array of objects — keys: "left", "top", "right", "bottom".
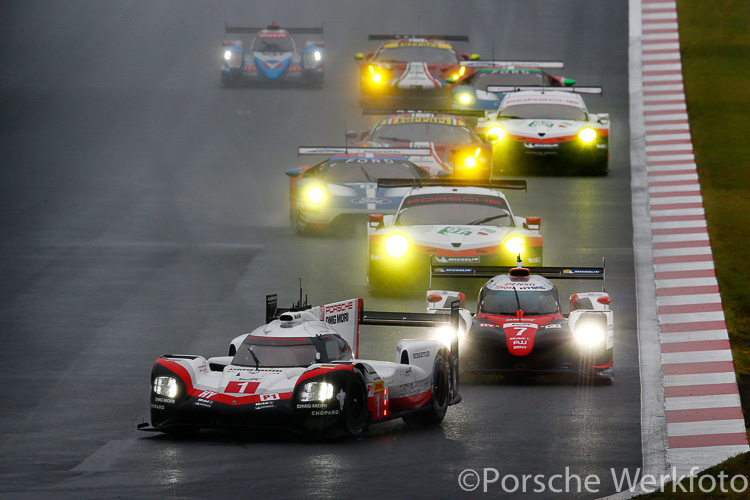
[
  {"left": 223, "top": 50, "right": 232, "bottom": 61},
  {"left": 314, "top": 50, "right": 322, "bottom": 62},
  {"left": 305, "top": 186, "right": 325, "bottom": 204},
  {"left": 153, "top": 376, "right": 178, "bottom": 398},
  {"left": 488, "top": 126, "right": 506, "bottom": 142},
  {"left": 574, "top": 325, "right": 606, "bottom": 347},
  {"left": 435, "top": 325, "right": 463, "bottom": 347},
  {"left": 368, "top": 65, "right": 384, "bottom": 84},
  {"left": 503, "top": 236, "right": 525, "bottom": 254},
  {"left": 384, "top": 234, "right": 410, "bottom": 258},
  {"left": 463, "top": 155, "right": 478, "bottom": 169},
  {"left": 299, "top": 381, "right": 334, "bottom": 402},
  {"left": 578, "top": 127, "right": 597, "bottom": 143},
  {"left": 303, "top": 50, "right": 323, "bottom": 68},
  {"left": 457, "top": 93, "right": 474, "bottom": 105}
]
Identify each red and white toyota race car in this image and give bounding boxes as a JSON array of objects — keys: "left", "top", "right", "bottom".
[
  {"left": 428, "top": 258, "right": 613, "bottom": 383},
  {"left": 355, "top": 34, "right": 478, "bottom": 108},
  {"left": 138, "top": 293, "right": 469, "bottom": 437}
]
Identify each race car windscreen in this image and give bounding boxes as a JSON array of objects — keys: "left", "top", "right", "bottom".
[
  {"left": 233, "top": 337, "right": 319, "bottom": 368},
  {"left": 499, "top": 103, "right": 587, "bottom": 121},
  {"left": 395, "top": 194, "right": 514, "bottom": 226},
  {"left": 469, "top": 70, "right": 545, "bottom": 88},
  {"left": 479, "top": 287, "right": 560, "bottom": 315},
  {"left": 375, "top": 46, "right": 458, "bottom": 64},
  {"left": 321, "top": 158, "right": 426, "bottom": 183},
  {"left": 252, "top": 37, "right": 294, "bottom": 53},
  {"left": 369, "top": 123, "right": 474, "bottom": 144}
]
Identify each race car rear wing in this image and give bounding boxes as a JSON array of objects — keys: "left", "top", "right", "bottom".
[
  {"left": 266, "top": 294, "right": 463, "bottom": 361},
  {"left": 460, "top": 60, "right": 564, "bottom": 69},
  {"left": 362, "top": 109, "right": 486, "bottom": 118},
  {"left": 430, "top": 258, "right": 606, "bottom": 292},
  {"left": 368, "top": 34, "right": 469, "bottom": 42},
  {"left": 486, "top": 85, "right": 602, "bottom": 95},
  {"left": 377, "top": 178, "right": 527, "bottom": 191},
  {"left": 225, "top": 24, "right": 323, "bottom": 35},
  {"left": 298, "top": 146, "right": 432, "bottom": 156}
]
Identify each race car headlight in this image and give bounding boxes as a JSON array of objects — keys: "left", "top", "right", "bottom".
[
  {"left": 574, "top": 324, "right": 606, "bottom": 347},
  {"left": 223, "top": 50, "right": 232, "bottom": 61},
  {"left": 368, "top": 65, "right": 384, "bottom": 84},
  {"left": 436, "top": 325, "right": 464, "bottom": 347},
  {"left": 503, "top": 236, "right": 525, "bottom": 255},
  {"left": 487, "top": 126, "right": 506, "bottom": 143},
  {"left": 457, "top": 92, "right": 475, "bottom": 105},
  {"left": 578, "top": 127, "right": 597, "bottom": 143},
  {"left": 463, "top": 155, "right": 478, "bottom": 169},
  {"left": 384, "top": 234, "right": 410, "bottom": 258},
  {"left": 314, "top": 50, "right": 322, "bottom": 62},
  {"left": 153, "top": 376, "right": 178, "bottom": 398},
  {"left": 305, "top": 186, "right": 326, "bottom": 204},
  {"left": 299, "top": 381, "right": 334, "bottom": 402}
]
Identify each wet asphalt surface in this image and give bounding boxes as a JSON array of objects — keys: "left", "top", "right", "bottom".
[{"left": 0, "top": 1, "right": 639, "bottom": 498}]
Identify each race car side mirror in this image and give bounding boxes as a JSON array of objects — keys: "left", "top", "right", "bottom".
[
  {"left": 285, "top": 168, "right": 302, "bottom": 177},
  {"left": 369, "top": 214, "right": 384, "bottom": 228},
  {"left": 597, "top": 296, "right": 612, "bottom": 305},
  {"left": 524, "top": 217, "right": 541, "bottom": 230},
  {"left": 445, "top": 76, "right": 456, "bottom": 84},
  {"left": 345, "top": 130, "right": 359, "bottom": 141},
  {"left": 564, "top": 78, "right": 576, "bottom": 86},
  {"left": 470, "top": 54, "right": 481, "bottom": 60},
  {"left": 354, "top": 52, "right": 364, "bottom": 60}
]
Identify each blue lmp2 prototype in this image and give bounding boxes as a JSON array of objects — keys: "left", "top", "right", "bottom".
[
  {"left": 285, "top": 147, "right": 436, "bottom": 234},
  {"left": 221, "top": 23, "right": 324, "bottom": 87}
]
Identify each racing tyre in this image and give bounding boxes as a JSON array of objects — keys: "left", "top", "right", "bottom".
[
  {"left": 342, "top": 370, "right": 368, "bottom": 437},
  {"left": 402, "top": 354, "right": 450, "bottom": 427}
]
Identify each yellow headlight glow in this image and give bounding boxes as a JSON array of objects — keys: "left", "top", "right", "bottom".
[
  {"left": 463, "top": 156, "right": 478, "bottom": 169},
  {"left": 488, "top": 126, "right": 506, "bottom": 141},
  {"left": 458, "top": 93, "right": 474, "bottom": 105},
  {"left": 369, "top": 65, "right": 383, "bottom": 84},
  {"left": 384, "top": 234, "right": 410, "bottom": 258},
  {"left": 503, "top": 236, "right": 525, "bottom": 254},
  {"left": 578, "top": 127, "right": 597, "bottom": 143},
  {"left": 459, "top": 66, "right": 466, "bottom": 76},
  {"left": 305, "top": 186, "right": 325, "bottom": 203}
]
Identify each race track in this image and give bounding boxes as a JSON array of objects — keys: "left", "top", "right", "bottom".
[{"left": 0, "top": 1, "right": 639, "bottom": 497}]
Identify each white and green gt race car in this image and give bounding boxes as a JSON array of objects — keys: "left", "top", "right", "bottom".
[{"left": 366, "top": 179, "right": 542, "bottom": 292}]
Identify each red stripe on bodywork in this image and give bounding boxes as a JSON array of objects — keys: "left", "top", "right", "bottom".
[
  {"left": 156, "top": 358, "right": 293, "bottom": 405},
  {"left": 296, "top": 364, "right": 354, "bottom": 385},
  {"left": 669, "top": 433, "right": 748, "bottom": 449},
  {"left": 389, "top": 389, "right": 432, "bottom": 412}
]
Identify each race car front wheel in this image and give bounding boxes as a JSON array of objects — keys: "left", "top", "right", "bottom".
[
  {"left": 402, "top": 354, "right": 450, "bottom": 427},
  {"left": 342, "top": 371, "right": 368, "bottom": 437}
]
